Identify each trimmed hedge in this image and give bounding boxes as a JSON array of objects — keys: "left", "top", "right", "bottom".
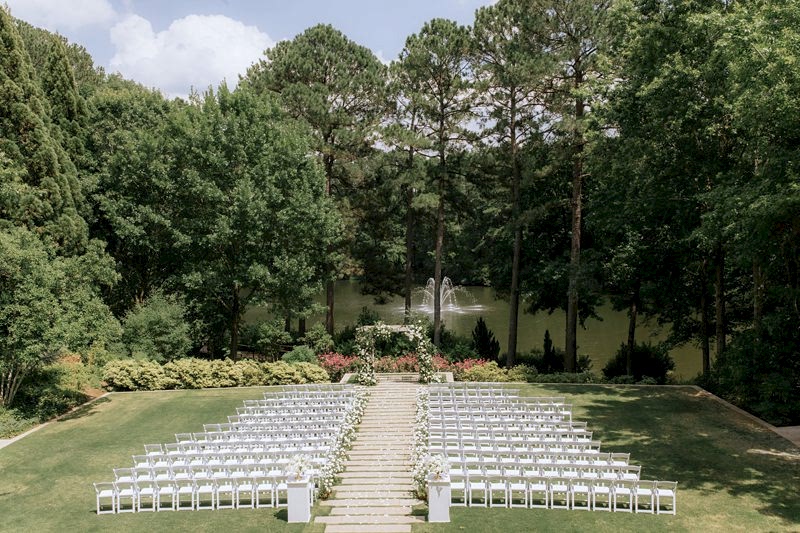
[{"left": 103, "top": 357, "right": 330, "bottom": 391}]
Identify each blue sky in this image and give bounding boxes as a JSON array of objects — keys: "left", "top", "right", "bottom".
[{"left": 7, "top": 0, "right": 493, "bottom": 98}]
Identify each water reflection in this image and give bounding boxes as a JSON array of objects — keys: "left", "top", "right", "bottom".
[{"left": 245, "top": 279, "right": 702, "bottom": 379}]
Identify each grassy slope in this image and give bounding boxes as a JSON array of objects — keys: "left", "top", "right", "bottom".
[{"left": 0, "top": 385, "right": 797, "bottom": 532}]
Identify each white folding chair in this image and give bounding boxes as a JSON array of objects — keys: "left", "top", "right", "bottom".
[
  {"left": 527, "top": 476, "right": 549, "bottom": 509},
  {"left": 634, "top": 480, "right": 656, "bottom": 513},
  {"left": 656, "top": 481, "right": 677, "bottom": 515},
  {"left": 134, "top": 479, "right": 158, "bottom": 512},
  {"left": 570, "top": 477, "right": 592, "bottom": 511},
  {"left": 613, "top": 479, "right": 635, "bottom": 512},
  {"left": 175, "top": 479, "right": 195, "bottom": 510},
  {"left": 93, "top": 482, "right": 116, "bottom": 514},
  {"left": 114, "top": 481, "right": 137, "bottom": 513},
  {"left": 156, "top": 480, "right": 177, "bottom": 511},
  {"left": 592, "top": 479, "right": 612, "bottom": 511}
]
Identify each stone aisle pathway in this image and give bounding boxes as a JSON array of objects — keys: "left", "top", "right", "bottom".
[{"left": 316, "top": 374, "right": 423, "bottom": 533}]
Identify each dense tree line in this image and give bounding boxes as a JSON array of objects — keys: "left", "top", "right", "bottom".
[{"left": 0, "top": 1, "right": 797, "bottom": 423}]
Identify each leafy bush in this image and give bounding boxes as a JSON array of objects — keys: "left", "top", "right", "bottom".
[
  {"left": 103, "top": 359, "right": 177, "bottom": 391},
  {"left": 301, "top": 324, "right": 334, "bottom": 354},
  {"left": 103, "top": 357, "right": 330, "bottom": 390},
  {"left": 461, "top": 361, "right": 509, "bottom": 382},
  {"left": 507, "top": 364, "right": 538, "bottom": 382},
  {"left": 250, "top": 319, "right": 292, "bottom": 360},
  {"left": 706, "top": 314, "right": 800, "bottom": 426},
  {"left": 263, "top": 361, "right": 304, "bottom": 385},
  {"left": 293, "top": 362, "right": 330, "bottom": 383},
  {"left": 472, "top": 317, "right": 500, "bottom": 361},
  {"left": 282, "top": 345, "right": 318, "bottom": 364},
  {"left": 0, "top": 408, "right": 38, "bottom": 438},
  {"left": 121, "top": 292, "right": 191, "bottom": 363},
  {"left": 528, "top": 371, "right": 600, "bottom": 384},
  {"left": 317, "top": 353, "right": 359, "bottom": 382},
  {"left": 603, "top": 343, "right": 675, "bottom": 384}
]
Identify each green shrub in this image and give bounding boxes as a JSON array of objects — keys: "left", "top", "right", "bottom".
[
  {"left": 461, "top": 361, "right": 509, "bottom": 382},
  {"left": 236, "top": 359, "right": 265, "bottom": 386},
  {"left": 121, "top": 292, "right": 191, "bottom": 363},
  {"left": 301, "top": 324, "right": 334, "bottom": 354},
  {"left": 103, "top": 357, "right": 330, "bottom": 391},
  {"left": 250, "top": 319, "right": 292, "bottom": 360},
  {"left": 163, "top": 358, "right": 214, "bottom": 389},
  {"left": 707, "top": 314, "right": 800, "bottom": 426},
  {"left": 528, "top": 371, "right": 600, "bottom": 384},
  {"left": 507, "top": 364, "right": 538, "bottom": 382},
  {"left": 0, "top": 408, "right": 38, "bottom": 438},
  {"left": 472, "top": 317, "right": 500, "bottom": 361},
  {"left": 603, "top": 343, "right": 675, "bottom": 384},
  {"left": 293, "top": 362, "right": 330, "bottom": 383},
  {"left": 282, "top": 345, "right": 318, "bottom": 364},
  {"left": 263, "top": 361, "right": 304, "bottom": 385}
]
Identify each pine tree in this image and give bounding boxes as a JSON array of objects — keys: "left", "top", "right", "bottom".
[{"left": 0, "top": 6, "right": 87, "bottom": 253}]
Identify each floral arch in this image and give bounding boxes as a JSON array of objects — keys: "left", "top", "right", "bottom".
[{"left": 354, "top": 323, "right": 436, "bottom": 385}]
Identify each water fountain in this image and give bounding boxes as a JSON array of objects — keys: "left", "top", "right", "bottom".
[{"left": 421, "top": 277, "right": 461, "bottom": 310}]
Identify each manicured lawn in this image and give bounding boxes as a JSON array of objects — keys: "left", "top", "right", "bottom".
[
  {"left": 0, "top": 384, "right": 798, "bottom": 532},
  {"left": 0, "top": 387, "right": 326, "bottom": 533},
  {"left": 414, "top": 384, "right": 800, "bottom": 532}
]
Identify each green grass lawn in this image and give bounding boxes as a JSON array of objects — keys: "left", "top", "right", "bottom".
[{"left": 0, "top": 384, "right": 798, "bottom": 532}]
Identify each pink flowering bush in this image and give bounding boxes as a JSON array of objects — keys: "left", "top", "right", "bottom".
[
  {"left": 317, "top": 353, "right": 359, "bottom": 382},
  {"left": 451, "top": 358, "right": 492, "bottom": 380}
]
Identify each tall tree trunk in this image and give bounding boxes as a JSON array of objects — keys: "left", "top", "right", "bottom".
[
  {"left": 507, "top": 98, "right": 521, "bottom": 367},
  {"left": 626, "top": 281, "right": 640, "bottom": 376},
  {"left": 753, "top": 260, "right": 765, "bottom": 330},
  {"left": 565, "top": 75, "right": 585, "bottom": 373},
  {"left": 433, "top": 181, "right": 445, "bottom": 347},
  {"left": 700, "top": 259, "right": 711, "bottom": 374},
  {"left": 284, "top": 315, "right": 291, "bottom": 333},
  {"left": 299, "top": 318, "right": 306, "bottom": 337},
  {"left": 324, "top": 153, "right": 335, "bottom": 335},
  {"left": 230, "top": 285, "right": 240, "bottom": 361},
  {"left": 404, "top": 185, "right": 414, "bottom": 322},
  {"left": 325, "top": 281, "right": 335, "bottom": 335},
  {"left": 715, "top": 245, "right": 726, "bottom": 358}
]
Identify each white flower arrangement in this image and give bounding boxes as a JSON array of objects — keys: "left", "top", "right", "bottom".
[
  {"left": 411, "top": 387, "right": 432, "bottom": 498},
  {"left": 285, "top": 454, "right": 313, "bottom": 481},
  {"left": 317, "top": 387, "right": 369, "bottom": 498}
]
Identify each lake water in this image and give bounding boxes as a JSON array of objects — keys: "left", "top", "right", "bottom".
[{"left": 247, "top": 280, "right": 703, "bottom": 379}]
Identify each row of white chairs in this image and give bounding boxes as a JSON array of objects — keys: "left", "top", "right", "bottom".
[
  {"left": 132, "top": 450, "right": 330, "bottom": 470},
  {"left": 94, "top": 473, "right": 301, "bottom": 514},
  {"left": 447, "top": 472, "right": 676, "bottom": 514},
  {"left": 452, "top": 461, "right": 641, "bottom": 481},
  {"left": 440, "top": 450, "right": 628, "bottom": 466}
]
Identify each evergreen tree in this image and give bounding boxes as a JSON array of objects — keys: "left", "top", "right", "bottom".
[
  {"left": 0, "top": 6, "right": 88, "bottom": 254},
  {"left": 244, "top": 24, "right": 386, "bottom": 335},
  {"left": 395, "top": 18, "right": 475, "bottom": 346}
]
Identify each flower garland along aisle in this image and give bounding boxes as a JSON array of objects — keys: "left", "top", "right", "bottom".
[
  {"left": 411, "top": 386, "right": 432, "bottom": 498},
  {"left": 317, "top": 387, "right": 369, "bottom": 498},
  {"left": 354, "top": 322, "right": 440, "bottom": 385}
]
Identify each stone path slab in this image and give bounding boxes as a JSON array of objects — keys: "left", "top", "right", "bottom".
[{"left": 315, "top": 376, "right": 423, "bottom": 532}]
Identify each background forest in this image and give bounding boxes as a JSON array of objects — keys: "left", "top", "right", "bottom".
[{"left": 1, "top": 0, "right": 798, "bottom": 432}]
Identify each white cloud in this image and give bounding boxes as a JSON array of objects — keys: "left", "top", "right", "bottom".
[
  {"left": 5, "top": 0, "right": 116, "bottom": 31},
  {"left": 109, "top": 14, "right": 273, "bottom": 99},
  {"left": 375, "top": 49, "right": 392, "bottom": 66}
]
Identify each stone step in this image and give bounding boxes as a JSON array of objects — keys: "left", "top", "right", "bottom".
[
  {"left": 332, "top": 490, "right": 413, "bottom": 499},
  {"left": 317, "top": 515, "right": 424, "bottom": 525},
  {"left": 344, "top": 464, "right": 411, "bottom": 470},
  {"left": 350, "top": 445, "right": 409, "bottom": 451},
  {"left": 338, "top": 482, "right": 416, "bottom": 491},
  {"left": 323, "top": 525, "right": 411, "bottom": 533},
  {"left": 320, "top": 498, "right": 422, "bottom": 507},
  {"left": 339, "top": 472, "right": 413, "bottom": 481},
  {"left": 329, "top": 506, "right": 412, "bottom": 516}
]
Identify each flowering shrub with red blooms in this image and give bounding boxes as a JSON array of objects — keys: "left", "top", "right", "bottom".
[
  {"left": 317, "top": 353, "right": 359, "bottom": 382},
  {"left": 451, "top": 358, "right": 492, "bottom": 380},
  {"left": 432, "top": 355, "right": 451, "bottom": 371}
]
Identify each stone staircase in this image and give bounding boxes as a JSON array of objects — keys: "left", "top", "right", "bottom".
[{"left": 316, "top": 374, "right": 423, "bottom": 533}]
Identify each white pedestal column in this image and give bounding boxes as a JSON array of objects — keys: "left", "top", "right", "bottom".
[
  {"left": 428, "top": 478, "right": 451, "bottom": 523},
  {"left": 287, "top": 478, "right": 312, "bottom": 523}
]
